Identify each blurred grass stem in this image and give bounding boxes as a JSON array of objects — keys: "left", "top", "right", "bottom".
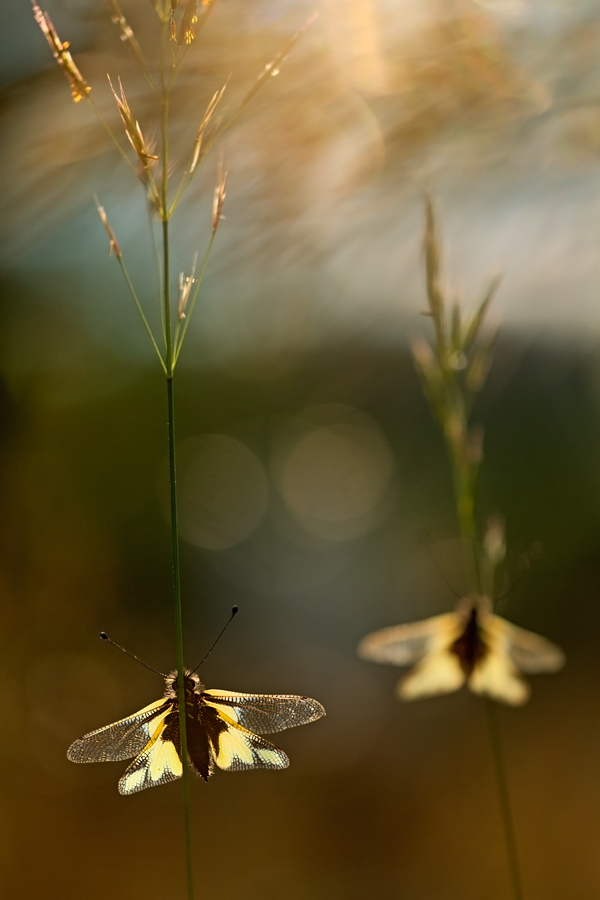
[
  {"left": 457, "top": 461, "right": 524, "bottom": 900},
  {"left": 485, "top": 699, "right": 524, "bottom": 900},
  {"left": 417, "top": 198, "right": 523, "bottom": 900}
]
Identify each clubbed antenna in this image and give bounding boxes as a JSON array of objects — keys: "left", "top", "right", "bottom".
[
  {"left": 191, "top": 606, "right": 239, "bottom": 674},
  {"left": 100, "top": 632, "right": 166, "bottom": 678}
]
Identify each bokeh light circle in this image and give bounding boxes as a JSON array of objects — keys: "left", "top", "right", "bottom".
[
  {"left": 278, "top": 412, "right": 395, "bottom": 541},
  {"left": 177, "top": 434, "right": 269, "bottom": 550}
]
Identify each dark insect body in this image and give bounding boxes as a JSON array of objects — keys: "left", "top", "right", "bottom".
[{"left": 450, "top": 606, "right": 487, "bottom": 675}]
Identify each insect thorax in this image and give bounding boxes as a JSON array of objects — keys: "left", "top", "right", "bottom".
[
  {"left": 450, "top": 606, "right": 488, "bottom": 674},
  {"left": 164, "top": 670, "right": 205, "bottom": 702}
]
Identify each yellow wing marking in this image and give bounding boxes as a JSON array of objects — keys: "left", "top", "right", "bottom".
[
  {"left": 118, "top": 708, "right": 182, "bottom": 795},
  {"left": 209, "top": 708, "right": 289, "bottom": 771}
]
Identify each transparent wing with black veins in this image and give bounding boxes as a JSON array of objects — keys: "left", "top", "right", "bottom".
[
  {"left": 202, "top": 690, "right": 325, "bottom": 734},
  {"left": 67, "top": 698, "right": 172, "bottom": 763},
  {"left": 118, "top": 713, "right": 183, "bottom": 795},
  {"left": 203, "top": 711, "right": 290, "bottom": 772}
]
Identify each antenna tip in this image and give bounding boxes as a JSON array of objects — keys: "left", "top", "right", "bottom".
[
  {"left": 100, "top": 632, "right": 108, "bottom": 640},
  {"left": 231, "top": 605, "right": 239, "bottom": 616}
]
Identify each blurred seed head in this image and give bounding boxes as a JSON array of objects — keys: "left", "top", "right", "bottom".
[
  {"left": 484, "top": 515, "right": 506, "bottom": 567},
  {"left": 465, "top": 426, "right": 484, "bottom": 466}
]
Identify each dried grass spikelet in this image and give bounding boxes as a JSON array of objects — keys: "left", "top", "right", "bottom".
[
  {"left": 177, "top": 253, "right": 198, "bottom": 321},
  {"left": 423, "top": 197, "right": 444, "bottom": 323},
  {"left": 413, "top": 197, "right": 501, "bottom": 499},
  {"left": 107, "top": 76, "right": 159, "bottom": 205},
  {"left": 212, "top": 155, "right": 227, "bottom": 232},
  {"left": 176, "top": 0, "right": 215, "bottom": 45},
  {"left": 419, "top": 197, "right": 501, "bottom": 393},
  {"left": 179, "top": 0, "right": 199, "bottom": 45},
  {"left": 106, "top": 0, "right": 136, "bottom": 46},
  {"left": 31, "top": 1, "right": 91, "bottom": 102},
  {"left": 237, "top": 13, "right": 319, "bottom": 113},
  {"left": 189, "top": 83, "right": 227, "bottom": 175},
  {"left": 105, "top": 0, "right": 151, "bottom": 81},
  {"left": 358, "top": 595, "right": 565, "bottom": 706},
  {"left": 411, "top": 336, "right": 445, "bottom": 422},
  {"left": 94, "top": 198, "right": 121, "bottom": 259}
]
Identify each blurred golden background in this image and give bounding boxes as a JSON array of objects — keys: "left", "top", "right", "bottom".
[{"left": 2, "top": 0, "right": 600, "bottom": 897}]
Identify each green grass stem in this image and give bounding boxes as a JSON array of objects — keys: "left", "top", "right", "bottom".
[
  {"left": 159, "top": 26, "right": 194, "bottom": 898},
  {"left": 451, "top": 418, "right": 524, "bottom": 900},
  {"left": 116, "top": 252, "right": 166, "bottom": 372},
  {"left": 166, "top": 372, "right": 195, "bottom": 900}
]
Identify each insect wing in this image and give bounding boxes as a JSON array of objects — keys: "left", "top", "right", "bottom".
[
  {"left": 202, "top": 690, "right": 325, "bottom": 735},
  {"left": 399, "top": 648, "right": 466, "bottom": 700},
  {"left": 468, "top": 618, "right": 529, "bottom": 706},
  {"left": 118, "top": 708, "right": 183, "bottom": 795},
  {"left": 204, "top": 707, "right": 290, "bottom": 773},
  {"left": 358, "top": 612, "right": 461, "bottom": 667},
  {"left": 468, "top": 650, "right": 529, "bottom": 706},
  {"left": 498, "top": 616, "right": 566, "bottom": 673},
  {"left": 67, "top": 697, "right": 172, "bottom": 764}
]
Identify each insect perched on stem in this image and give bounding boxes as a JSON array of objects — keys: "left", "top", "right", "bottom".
[
  {"left": 68, "top": 611, "right": 325, "bottom": 794},
  {"left": 358, "top": 594, "right": 564, "bottom": 706}
]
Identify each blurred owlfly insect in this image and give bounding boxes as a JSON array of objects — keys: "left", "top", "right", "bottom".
[
  {"left": 358, "top": 593, "right": 564, "bottom": 706},
  {"left": 67, "top": 607, "right": 325, "bottom": 794},
  {"left": 358, "top": 534, "right": 565, "bottom": 706}
]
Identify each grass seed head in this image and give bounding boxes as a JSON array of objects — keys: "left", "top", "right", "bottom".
[
  {"left": 189, "top": 83, "right": 227, "bottom": 174},
  {"left": 94, "top": 199, "right": 122, "bottom": 259},
  {"left": 177, "top": 254, "right": 197, "bottom": 321},
  {"left": 32, "top": 1, "right": 91, "bottom": 102}
]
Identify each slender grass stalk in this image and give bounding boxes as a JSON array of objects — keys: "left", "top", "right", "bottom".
[
  {"left": 415, "top": 197, "right": 524, "bottom": 900},
  {"left": 162, "top": 210, "right": 195, "bottom": 900},
  {"left": 166, "top": 372, "right": 195, "bottom": 900},
  {"left": 32, "top": 5, "right": 314, "bottom": 897},
  {"left": 147, "top": 214, "right": 167, "bottom": 352},
  {"left": 158, "top": 18, "right": 194, "bottom": 894},
  {"left": 119, "top": 255, "right": 167, "bottom": 371},
  {"left": 452, "top": 449, "right": 524, "bottom": 900},
  {"left": 484, "top": 698, "right": 524, "bottom": 900},
  {"left": 448, "top": 439, "right": 523, "bottom": 900},
  {"left": 105, "top": 0, "right": 158, "bottom": 94},
  {"left": 88, "top": 95, "right": 143, "bottom": 180}
]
